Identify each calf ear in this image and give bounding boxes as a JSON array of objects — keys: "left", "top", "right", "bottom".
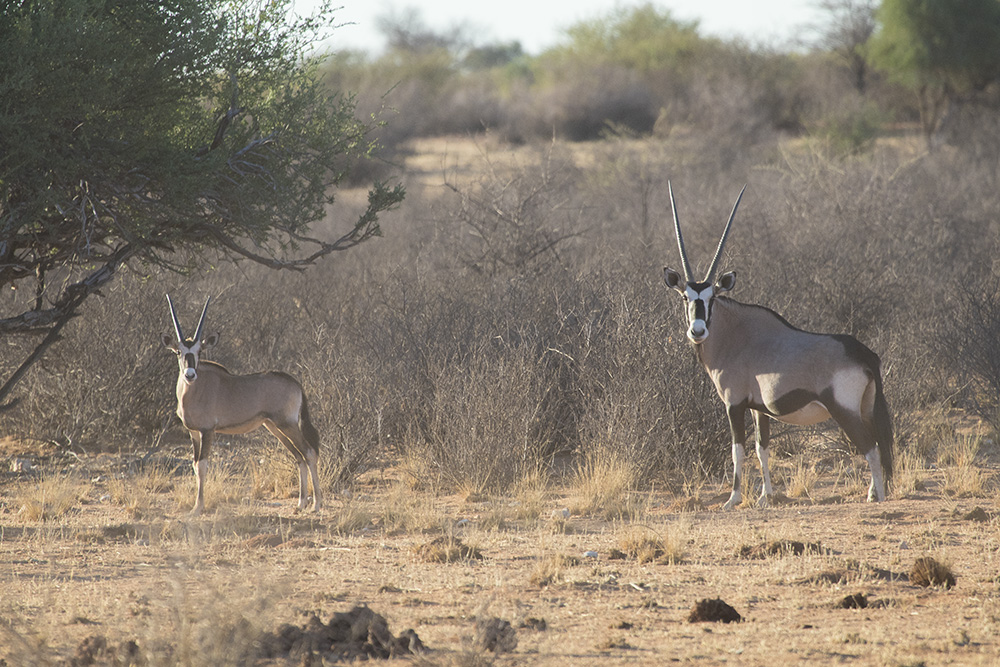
[
  {"left": 663, "top": 267, "right": 686, "bottom": 293},
  {"left": 161, "top": 334, "right": 179, "bottom": 352},
  {"left": 717, "top": 271, "right": 737, "bottom": 293},
  {"left": 202, "top": 332, "right": 219, "bottom": 349}
]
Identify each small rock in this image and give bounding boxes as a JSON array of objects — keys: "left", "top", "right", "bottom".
[
  {"left": 583, "top": 550, "right": 599, "bottom": 559},
  {"left": 552, "top": 508, "right": 570, "bottom": 519}
]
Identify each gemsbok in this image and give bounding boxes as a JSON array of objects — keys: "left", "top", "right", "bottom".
[
  {"left": 162, "top": 295, "right": 322, "bottom": 515},
  {"left": 662, "top": 183, "right": 893, "bottom": 509}
]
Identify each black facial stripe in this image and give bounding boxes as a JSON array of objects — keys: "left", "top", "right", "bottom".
[
  {"left": 693, "top": 298, "right": 708, "bottom": 322},
  {"left": 184, "top": 352, "right": 197, "bottom": 369}
]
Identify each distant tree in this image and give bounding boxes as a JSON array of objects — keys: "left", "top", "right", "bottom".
[
  {"left": 555, "top": 3, "right": 709, "bottom": 74},
  {"left": 464, "top": 42, "right": 525, "bottom": 71},
  {"left": 376, "top": 6, "right": 470, "bottom": 55},
  {"left": 868, "top": 0, "right": 1000, "bottom": 144},
  {"left": 0, "top": 0, "right": 405, "bottom": 409},
  {"left": 816, "top": 0, "right": 878, "bottom": 94}
]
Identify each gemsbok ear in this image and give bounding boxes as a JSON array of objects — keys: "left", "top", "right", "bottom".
[
  {"left": 663, "top": 267, "right": 686, "bottom": 293},
  {"left": 717, "top": 271, "right": 737, "bottom": 293},
  {"left": 202, "top": 333, "right": 219, "bottom": 348},
  {"left": 162, "top": 334, "right": 179, "bottom": 351}
]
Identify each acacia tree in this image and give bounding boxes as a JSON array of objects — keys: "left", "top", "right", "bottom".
[
  {"left": 0, "top": 0, "right": 404, "bottom": 408},
  {"left": 817, "top": 0, "right": 878, "bottom": 94},
  {"left": 867, "top": 0, "right": 1000, "bottom": 145}
]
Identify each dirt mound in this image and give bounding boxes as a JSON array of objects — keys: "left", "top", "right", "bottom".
[
  {"left": 738, "top": 539, "right": 825, "bottom": 559},
  {"left": 69, "top": 635, "right": 142, "bottom": 666},
  {"left": 412, "top": 536, "right": 484, "bottom": 562},
  {"left": 258, "top": 605, "right": 425, "bottom": 661},
  {"left": 909, "top": 557, "right": 956, "bottom": 588},
  {"left": 687, "top": 598, "right": 742, "bottom": 623},
  {"left": 474, "top": 617, "right": 518, "bottom": 653},
  {"left": 837, "top": 593, "right": 868, "bottom": 609}
]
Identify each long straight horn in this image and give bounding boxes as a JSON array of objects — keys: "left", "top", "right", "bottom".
[
  {"left": 667, "top": 181, "right": 694, "bottom": 282},
  {"left": 193, "top": 297, "right": 211, "bottom": 343},
  {"left": 704, "top": 184, "right": 748, "bottom": 282},
  {"left": 166, "top": 294, "right": 185, "bottom": 342}
]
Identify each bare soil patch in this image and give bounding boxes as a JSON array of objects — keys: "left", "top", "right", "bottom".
[{"left": 2, "top": 452, "right": 1000, "bottom": 666}]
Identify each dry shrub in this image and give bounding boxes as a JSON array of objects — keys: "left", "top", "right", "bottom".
[{"left": 909, "top": 557, "right": 956, "bottom": 589}]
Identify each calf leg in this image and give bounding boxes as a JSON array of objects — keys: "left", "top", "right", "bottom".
[
  {"left": 266, "top": 421, "right": 321, "bottom": 512},
  {"left": 722, "top": 404, "right": 747, "bottom": 510},
  {"left": 189, "top": 429, "right": 214, "bottom": 516},
  {"left": 753, "top": 410, "right": 774, "bottom": 507},
  {"left": 829, "top": 405, "right": 886, "bottom": 502}
]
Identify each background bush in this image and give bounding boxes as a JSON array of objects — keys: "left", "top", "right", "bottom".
[{"left": 4, "top": 3, "right": 1000, "bottom": 497}]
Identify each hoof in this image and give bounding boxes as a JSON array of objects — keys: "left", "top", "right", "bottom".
[
  {"left": 722, "top": 495, "right": 741, "bottom": 511},
  {"left": 756, "top": 494, "right": 771, "bottom": 509}
]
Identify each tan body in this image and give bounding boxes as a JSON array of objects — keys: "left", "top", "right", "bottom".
[
  {"left": 694, "top": 298, "right": 891, "bottom": 508},
  {"left": 163, "top": 296, "right": 322, "bottom": 516}
]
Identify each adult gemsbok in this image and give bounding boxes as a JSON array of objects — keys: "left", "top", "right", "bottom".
[
  {"left": 662, "top": 183, "right": 893, "bottom": 509},
  {"left": 162, "top": 295, "right": 322, "bottom": 515}
]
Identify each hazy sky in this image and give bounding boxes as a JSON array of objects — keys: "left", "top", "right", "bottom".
[{"left": 296, "top": 1, "right": 826, "bottom": 54}]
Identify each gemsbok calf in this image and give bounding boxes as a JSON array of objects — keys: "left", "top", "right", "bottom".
[
  {"left": 162, "top": 295, "right": 322, "bottom": 515},
  {"left": 662, "top": 184, "right": 893, "bottom": 509}
]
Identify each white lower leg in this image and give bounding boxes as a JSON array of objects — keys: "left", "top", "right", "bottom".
[
  {"left": 296, "top": 462, "right": 309, "bottom": 510},
  {"left": 722, "top": 442, "right": 746, "bottom": 510},
  {"left": 191, "top": 459, "right": 207, "bottom": 516},
  {"left": 306, "top": 449, "right": 322, "bottom": 511},
  {"left": 756, "top": 442, "right": 773, "bottom": 507},
  {"left": 865, "top": 447, "right": 886, "bottom": 502}
]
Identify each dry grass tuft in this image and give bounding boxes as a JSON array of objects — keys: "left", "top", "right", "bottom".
[
  {"left": 786, "top": 457, "right": 820, "bottom": 499},
  {"left": 14, "top": 474, "right": 84, "bottom": 522},
  {"left": 529, "top": 554, "right": 580, "bottom": 588},
  {"left": 909, "top": 556, "right": 956, "bottom": 588},
  {"left": 377, "top": 481, "right": 442, "bottom": 535},
  {"left": 616, "top": 524, "right": 686, "bottom": 564},
  {"left": 569, "top": 454, "right": 641, "bottom": 520},
  {"left": 107, "top": 462, "right": 174, "bottom": 519},
  {"left": 938, "top": 430, "right": 990, "bottom": 498}
]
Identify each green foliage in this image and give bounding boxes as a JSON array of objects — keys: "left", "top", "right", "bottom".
[
  {"left": 0, "top": 0, "right": 402, "bottom": 287},
  {"left": 869, "top": 0, "right": 1000, "bottom": 90},
  {"left": 0, "top": 0, "right": 404, "bottom": 405},
  {"left": 552, "top": 2, "right": 712, "bottom": 74}
]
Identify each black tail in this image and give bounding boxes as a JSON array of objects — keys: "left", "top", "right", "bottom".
[
  {"left": 300, "top": 393, "right": 321, "bottom": 455},
  {"left": 873, "top": 373, "right": 893, "bottom": 488}
]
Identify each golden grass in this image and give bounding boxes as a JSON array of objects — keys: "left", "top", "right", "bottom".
[
  {"left": 107, "top": 462, "right": 174, "bottom": 519},
  {"left": 13, "top": 473, "right": 84, "bottom": 522},
  {"left": 938, "top": 430, "right": 990, "bottom": 498},
  {"left": 786, "top": 456, "right": 820, "bottom": 500},
  {"left": 568, "top": 453, "right": 641, "bottom": 520}
]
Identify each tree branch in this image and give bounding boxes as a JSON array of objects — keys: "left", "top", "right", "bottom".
[{"left": 0, "top": 243, "right": 142, "bottom": 411}]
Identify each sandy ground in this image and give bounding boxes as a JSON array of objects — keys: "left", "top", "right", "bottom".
[{"left": 1, "top": 438, "right": 999, "bottom": 666}]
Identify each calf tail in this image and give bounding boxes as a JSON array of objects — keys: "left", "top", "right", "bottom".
[
  {"left": 300, "top": 393, "right": 321, "bottom": 456},
  {"left": 873, "top": 374, "right": 894, "bottom": 489}
]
